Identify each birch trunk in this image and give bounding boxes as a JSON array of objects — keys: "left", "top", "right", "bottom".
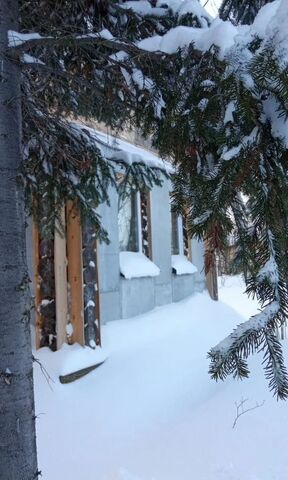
[{"left": 0, "top": 1, "right": 38, "bottom": 478}]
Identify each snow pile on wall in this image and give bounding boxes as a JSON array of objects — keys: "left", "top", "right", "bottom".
[
  {"left": 34, "top": 342, "right": 109, "bottom": 377},
  {"left": 35, "top": 277, "right": 287, "bottom": 480},
  {"left": 171, "top": 254, "right": 198, "bottom": 275},
  {"left": 120, "top": 251, "right": 160, "bottom": 279}
]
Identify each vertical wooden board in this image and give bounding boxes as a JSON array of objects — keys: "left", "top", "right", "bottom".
[
  {"left": 32, "top": 221, "right": 41, "bottom": 349},
  {"left": 188, "top": 236, "right": 192, "bottom": 262},
  {"left": 140, "top": 191, "right": 152, "bottom": 259},
  {"left": 206, "top": 266, "right": 219, "bottom": 301},
  {"left": 54, "top": 206, "right": 69, "bottom": 350},
  {"left": 66, "top": 201, "right": 85, "bottom": 346},
  {"left": 146, "top": 192, "right": 153, "bottom": 259}
]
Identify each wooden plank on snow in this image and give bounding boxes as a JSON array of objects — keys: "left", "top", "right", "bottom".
[
  {"left": 66, "top": 201, "right": 85, "bottom": 346},
  {"left": 54, "top": 206, "right": 68, "bottom": 349},
  {"left": 59, "top": 360, "right": 105, "bottom": 384}
]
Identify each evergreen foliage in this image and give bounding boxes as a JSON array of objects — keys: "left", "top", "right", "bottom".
[
  {"left": 12, "top": 0, "right": 288, "bottom": 397},
  {"left": 219, "top": 0, "right": 274, "bottom": 24},
  {"left": 136, "top": 11, "right": 288, "bottom": 397},
  {"left": 18, "top": 0, "right": 193, "bottom": 237}
]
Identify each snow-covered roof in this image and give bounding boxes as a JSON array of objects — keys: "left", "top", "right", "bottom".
[{"left": 71, "top": 123, "right": 173, "bottom": 174}]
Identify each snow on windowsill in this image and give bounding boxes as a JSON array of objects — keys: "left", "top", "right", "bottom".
[
  {"left": 120, "top": 251, "right": 160, "bottom": 280},
  {"left": 172, "top": 254, "right": 198, "bottom": 275}
]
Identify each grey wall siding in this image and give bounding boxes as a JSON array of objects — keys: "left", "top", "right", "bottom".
[
  {"left": 96, "top": 179, "right": 206, "bottom": 323},
  {"left": 150, "top": 181, "right": 173, "bottom": 306},
  {"left": 97, "top": 186, "right": 121, "bottom": 323},
  {"left": 172, "top": 274, "right": 195, "bottom": 302},
  {"left": 120, "top": 277, "right": 155, "bottom": 318},
  {"left": 191, "top": 238, "right": 206, "bottom": 292}
]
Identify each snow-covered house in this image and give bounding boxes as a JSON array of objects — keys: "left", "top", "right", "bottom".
[{"left": 27, "top": 126, "right": 211, "bottom": 352}]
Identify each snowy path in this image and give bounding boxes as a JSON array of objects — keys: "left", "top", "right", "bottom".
[{"left": 34, "top": 277, "right": 288, "bottom": 480}]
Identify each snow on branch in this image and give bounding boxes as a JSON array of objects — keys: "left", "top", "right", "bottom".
[
  {"left": 8, "top": 29, "right": 166, "bottom": 59},
  {"left": 210, "top": 301, "right": 280, "bottom": 357}
]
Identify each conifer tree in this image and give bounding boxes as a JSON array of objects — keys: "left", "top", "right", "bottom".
[
  {"left": 219, "top": 0, "right": 274, "bottom": 24},
  {"left": 135, "top": 0, "right": 288, "bottom": 399},
  {"left": 1, "top": 1, "right": 210, "bottom": 477}
]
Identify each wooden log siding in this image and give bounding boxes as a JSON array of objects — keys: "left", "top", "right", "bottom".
[
  {"left": 33, "top": 203, "right": 101, "bottom": 350},
  {"left": 82, "top": 218, "right": 101, "bottom": 348},
  {"left": 37, "top": 233, "right": 57, "bottom": 350},
  {"left": 182, "top": 216, "right": 190, "bottom": 258},
  {"left": 32, "top": 221, "right": 41, "bottom": 349},
  {"left": 140, "top": 192, "right": 152, "bottom": 258}
]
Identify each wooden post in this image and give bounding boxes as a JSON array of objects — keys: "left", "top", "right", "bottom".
[
  {"left": 32, "top": 221, "right": 41, "bottom": 349},
  {"left": 206, "top": 265, "right": 218, "bottom": 301},
  {"left": 204, "top": 239, "right": 219, "bottom": 301},
  {"left": 66, "top": 201, "right": 85, "bottom": 346},
  {"left": 82, "top": 218, "right": 101, "bottom": 347},
  {"left": 54, "top": 206, "right": 69, "bottom": 349}
]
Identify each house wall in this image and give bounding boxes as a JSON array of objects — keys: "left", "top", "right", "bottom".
[
  {"left": 191, "top": 238, "right": 206, "bottom": 292},
  {"left": 150, "top": 182, "right": 173, "bottom": 307},
  {"left": 27, "top": 180, "right": 207, "bottom": 333},
  {"left": 97, "top": 185, "right": 121, "bottom": 323},
  {"left": 97, "top": 177, "right": 206, "bottom": 324}
]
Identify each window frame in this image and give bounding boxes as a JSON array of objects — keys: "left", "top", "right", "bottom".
[
  {"left": 118, "top": 188, "right": 152, "bottom": 258},
  {"left": 171, "top": 210, "right": 192, "bottom": 261}
]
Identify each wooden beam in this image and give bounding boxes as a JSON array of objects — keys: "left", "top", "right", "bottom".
[
  {"left": 206, "top": 265, "right": 218, "bottom": 301},
  {"left": 32, "top": 220, "right": 41, "bottom": 349},
  {"left": 54, "top": 206, "right": 69, "bottom": 350},
  {"left": 188, "top": 236, "right": 192, "bottom": 262},
  {"left": 66, "top": 201, "right": 85, "bottom": 346}
]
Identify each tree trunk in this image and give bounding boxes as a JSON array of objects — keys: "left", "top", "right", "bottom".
[{"left": 0, "top": 1, "right": 38, "bottom": 478}]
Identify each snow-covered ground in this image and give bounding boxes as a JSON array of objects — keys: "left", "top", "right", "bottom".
[{"left": 34, "top": 276, "right": 288, "bottom": 480}]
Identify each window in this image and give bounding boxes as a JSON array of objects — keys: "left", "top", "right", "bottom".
[
  {"left": 171, "top": 211, "right": 180, "bottom": 255},
  {"left": 118, "top": 190, "right": 139, "bottom": 252},
  {"left": 171, "top": 209, "right": 198, "bottom": 275},
  {"left": 118, "top": 189, "right": 151, "bottom": 257},
  {"left": 171, "top": 211, "right": 190, "bottom": 258}
]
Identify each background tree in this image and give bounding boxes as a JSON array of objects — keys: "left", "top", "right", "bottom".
[
  {"left": 219, "top": 0, "right": 275, "bottom": 24},
  {"left": 134, "top": 0, "right": 288, "bottom": 399}
]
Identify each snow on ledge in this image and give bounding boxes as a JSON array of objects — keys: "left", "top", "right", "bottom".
[
  {"left": 120, "top": 251, "right": 160, "bottom": 279},
  {"left": 172, "top": 254, "right": 198, "bottom": 275}
]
